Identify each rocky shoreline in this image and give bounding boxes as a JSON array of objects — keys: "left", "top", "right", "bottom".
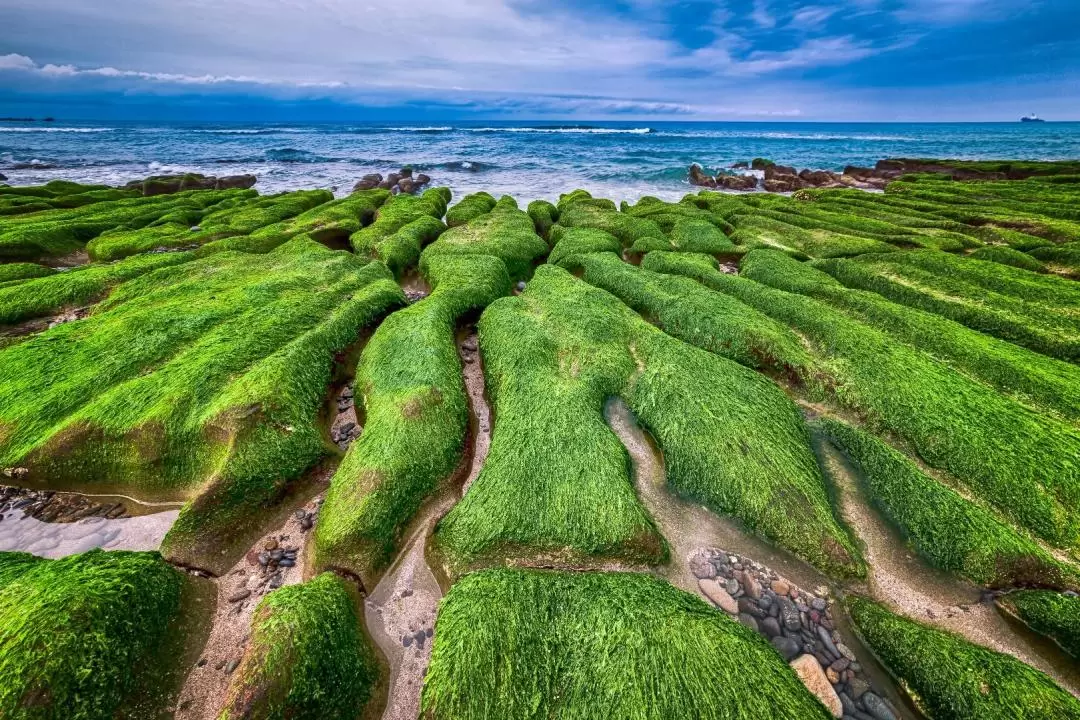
[
  {"left": 688, "top": 157, "right": 1075, "bottom": 193},
  {"left": 0, "top": 483, "right": 132, "bottom": 523}
]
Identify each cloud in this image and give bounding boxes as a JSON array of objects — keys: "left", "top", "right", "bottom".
[
  {"left": 0, "top": 0, "right": 1076, "bottom": 120},
  {"left": 0, "top": 53, "right": 35, "bottom": 70}
]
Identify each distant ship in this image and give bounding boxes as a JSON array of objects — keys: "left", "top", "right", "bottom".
[{"left": 1021, "top": 113, "right": 1046, "bottom": 123}]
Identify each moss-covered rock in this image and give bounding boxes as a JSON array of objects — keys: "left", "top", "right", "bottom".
[
  {"left": 998, "top": 590, "right": 1080, "bottom": 660},
  {"left": 848, "top": 595, "right": 1080, "bottom": 719},
  {"left": 0, "top": 549, "right": 184, "bottom": 720},
  {"left": 218, "top": 573, "right": 379, "bottom": 720},
  {"left": 422, "top": 568, "right": 835, "bottom": 720}
]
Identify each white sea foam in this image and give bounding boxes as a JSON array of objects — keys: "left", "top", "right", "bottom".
[
  {"left": 468, "top": 127, "right": 654, "bottom": 135},
  {"left": 0, "top": 127, "right": 115, "bottom": 133}
]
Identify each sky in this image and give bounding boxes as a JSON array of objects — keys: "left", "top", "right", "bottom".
[{"left": 0, "top": 0, "right": 1077, "bottom": 121}]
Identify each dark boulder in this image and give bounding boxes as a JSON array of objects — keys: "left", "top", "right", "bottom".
[
  {"left": 798, "top": 169, "right": 838, "bottom": 187},
  {"left": 688, "top": 164, "right": 717, "bottom": 188},
  {"left": 352, "top": 173, "right": 383, "bottom": 192},
  {"left": 397, "top": 178, "right": 418, "bottom": 194},
  {"left": 731, "top": 161, "right": 750, "bottom": 169},
  {"left": 716, "top": 174, "right": 758, "bottom": 191},
  {"left": 399, "top": 167, "right": 413, "bottom": 179},
  {"left": 415, "top": 173, "right": 431, "bottom": 186},
  {"left": 378, "top": 172, "right": 403, "bottom": 190},
  {"left": 751, "top": 158, "right": 775, "bottom": 170},
  {"left": 215, "top": 174, "right": 257, "bottom": 190},
  {"left": 764, "top": 177, "right": 801, "bottom": 193},
  {"left": 764, "top": 164, "right": 798, "bottom": 180}
]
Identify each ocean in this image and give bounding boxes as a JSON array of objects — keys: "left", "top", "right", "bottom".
[{"left": 3, "top": 120, "right": 1079, "bottom": 203}]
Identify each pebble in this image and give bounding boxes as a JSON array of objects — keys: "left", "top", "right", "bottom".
[
  {"left": 224, "top": 659, "right": 239, "bottom": 674},
  {"left": 741, "top": 571, "right": 762, "bottom": 599},
  {"left": 737, "top": 597, "right": 763, "bottom": 618},
  {"left": 698, "top": 579, "right": 739, "bottom": 614},
  {"left": 811, "top": 597, "right": 828, "bottom": 611},
  {"left": 771, "top": 636, "right": 801, "bottom": 661},
  {"left": 861, "top": 693, "right": 897, "bottom": 720},
  {"left": 771, "top": 579, "right": 791, "bottom": 596},
  {"left": 790, "top": 654, "right": 843, "bottom": 718},
  {"left": 760, "top": 617, "right": 781, "bottom": 638},
  {"left": 228, "top": 589, "right": 251, "bottom": 603},
  {"left": 402, "top": 635, "right": 413, "bottom": 647},
  {"left": 724, "top": 577, "right": 739, "bottom": 595},
  {"left": 264, "top": 539, "right": 278, "bottom": 551},
  {"left": 848, "top": 677, "right": 870, "bottom": 699},
  {"left": 818, "top": 625, "right": 841, "bottom": 657},
  {"left": 689, "top": 551, "right": 717, "bottom": 580},
  {"left": 516, "top": 281, "right": 526, "bottom": 291},
  {"left": 738, "top": 613, "right": 759, "bottom": 632},
  {"left": 779, "top": 597, "right": 801, "bottom": 631},
  {"left": 279, "top": 558, "right": 295, "bottom": 568}
]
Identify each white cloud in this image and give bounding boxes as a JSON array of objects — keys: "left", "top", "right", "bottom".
[
  {"left": 0, "top": 53, "right": 35, "bottom": 70},
  {"left": 751, "top": 0, "right": 777, "bottom": 28}
]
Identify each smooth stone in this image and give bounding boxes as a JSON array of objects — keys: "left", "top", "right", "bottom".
[
  {"left": 790, "top": 654, "right": 843, "bottom": 718},
  {"left": 839, "top": 691, "right": 856, "bottom": 715},
  {"left": 224, "top": 659, "right": 239, "bottom": 674},
  {"left": 771, "top": 579, "right": 791, "bottom": 596},
  {"left": 737, "top": 597, "right": 764, "bottom": 618},
  {"left": 831, "top": 658, "right": 850, "bottom": 672},
  {"left": 698, "top": 579, "right": 738, "bottom": 614},
  {"left": 761, "top": 616, "right": 782, "bottom": 638},
  {"left": 811, "top": 597, "right": 828, "bottom": 611},
  {"left": 278, "top": 558, "right": 295, "bottom": 567},
  {"left": 837, "top": 641, "right": 857, "bottom": 661},
  {"left": 779, "top": 597, "right": 801, "bottom": 631},
  {"left": 861, "top": 693, "right": 897, "bottom": 720},
  {"left": 772, "top": 636, "right": 801, "bottom": 661},
  {"left": 848, "top": 677, "right": 870, "bottom": 699},
  {"left": 738, "top": 613, "right": 759, "bottom": 632},
  {"left": 826, "top": 667, "right": 840, "bottom": 684},
  {"left": 228, "top": 589, "right": 251, "bottom": 603},
  {"left": 818, "top": 625, "right": 840, "bottom": 656},
  {"left": 688, "top": 551, "right": 717, "bottom": 579},
  {"left": 742, "top": 571, "right": 762, "bottom": 599}
]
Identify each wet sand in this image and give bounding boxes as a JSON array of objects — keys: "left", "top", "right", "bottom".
[{"left": 0, "top": 509, "right": 179, "bottom": 557}]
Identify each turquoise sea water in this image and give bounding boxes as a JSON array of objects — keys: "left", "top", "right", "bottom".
[{"left": 2, "top": 120, "right": 1079, "bottom": 202}]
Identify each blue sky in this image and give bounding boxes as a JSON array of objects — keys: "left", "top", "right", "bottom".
[{"left": 0, "top": 0, "right": 1077, "bottom": 121}]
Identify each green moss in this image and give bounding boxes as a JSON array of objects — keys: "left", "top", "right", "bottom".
[
  {"left": 435, "top": 264, "right": 861, "bottom": 578},
  {"left": 0, "top": 251, "right": 197, "bottom": 326},
  {"left": 998, "top": 590, "right": 1080, "bottom": 659},
  {"left": 644, "top": 251, "right": 1080, "bottom": 549},
  {"left": 817, "top": 418, "right": 1076, "bottom": 588},
  {"left": 847, "top": 595, "right": 1080, "bottom": 720},
  {"left": 0, "top": 239, "right": 404, "bottom": 573},
  {"left": 1029, "top": 242, "right": 1080, "bottom": 278},
  {"left": 314, "top": 253, "right": 510, "bottom": 584},
  {"left": 421, "top": 568, "right": 834, "bottom": 720},
  {"left": 547, "top": 226, "right": 622, "bottom": 267},
  {"left": 526, "top": 199, "right": 558, "bottom": 243},
  {"left": 555, "top": 190, "right": 665, "bottom": 247},
  {"left": 969, "top": 245, "right": 1048, "bottom": 272},
  {"left": 218, "top": 573, "right": 378, "bottom": 720},
  {"left": 739, "top": 249, "right": 1080, "bottom": 423},
  {"left": 730, "top": 214, "right": 898, "bottom": 259},
  {"left": 0, "top": 549, "right": 184, "bottom": 720},
  {"left": 86, "top": 189, "right": 337, "bottom": 261},
  {"left": 630, "top": 217, "right": 736, "bottom": 254},
  {"left": 420, "top": 196, "right": 547, "bottom": 281},
  {"left": 816, "top": 251, "right": 1080, "bottom": 362},
  {"left": 0, "top": 263, "right": 55, "bottom": 286},
  {"left": 0, "top": 190, "right": 240, "bottom": 261},
  {"left": 432, "top": 267, "right": 667, "bottom": 574},
  {"left": 569, "top": 251, "right": 811, "bottom": 375},
  {"left": 446, "top": 192, "right": 496, "bottom": 228},
  {"left": 350, "top": 187, "right": 451, "bottom": 261}
]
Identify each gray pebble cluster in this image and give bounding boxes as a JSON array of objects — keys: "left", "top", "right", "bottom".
[
  {"left": 0, "top": 483, "right": 128, "bottom": 523},
  {"left": 692, "top": 548, "right": 902, "bottom": 720}
]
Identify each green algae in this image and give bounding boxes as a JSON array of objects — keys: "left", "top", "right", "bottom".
[
  {"left": 0, "top": 238, "right": 404, "bottom": 573},
  {"left": 0, "top": 549, "right": 184, "bottom": 720},
  {"left": 815, "top": 251, "right": 1080, "bottom": 362},
  {"left": 739, "top": 249, "right": 1080, "bottom": 423},
  {"left": 350, "top": 187, "right": 451, "bottom": 264},
  {"left": 314, "top": 254, "right": 509, "bottom": 584},
  {"left": 998, "top": 590, "right": 1080, "bottom": 660},
  {"left": 420, "top": 196, "right": 547, "bottom": 281},
  {"left": 547, "top": 226, "right": 622, "bottom": 267},
  {"left": 434, "top": 264, "right": 861, "bottom": 578},
  {"left": 848, "top": 595, "right": 1080, "bottom": 720},
  {"left": 446, "top": 191, "right": 496, "bottom": 228},
  {"left": 817, "top": 418, "right": 1076, "bottom": 589},
  {"left": 218, "top": 573, "right": 378, "bottom": 720},
  {"left": 421, "top": 568, "right": 835, "bottom": 720},
  {"left": 643, "top": 251, "right": 1080, "bottom": 550}
]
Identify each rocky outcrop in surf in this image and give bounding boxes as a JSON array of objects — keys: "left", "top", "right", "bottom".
[{"left": 352, "top": 167, "right": 433, "bottom": 195}]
